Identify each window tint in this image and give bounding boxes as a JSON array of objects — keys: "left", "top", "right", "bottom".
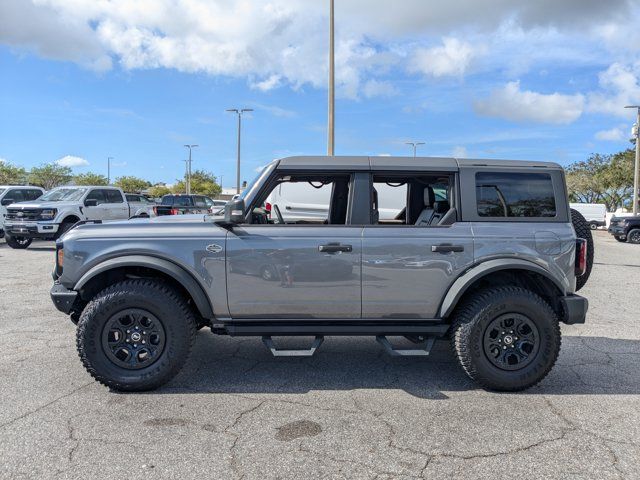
[
  {"left": 27, "top": 189, "right": 42, "bottom": 201},
  {"left": 161, "top": 195, "right": 174, "bottom": 206},
  {"left": 126, "top": 194, "right": 139, "bottom": 202},
  {"left": 204, "top": 197, "right": 214, "bottom": 208},
  {"left": 6, "top": 189, "right": 25, "bottom": 202},
  {"left": 476, "top": 172, "right": 556, "bottom": 218},
  {"left": 106, "top": 190, "right": 124, "bottom": 203},
  {"left": 86, "top": 189, "right": 107, "bottom": 205},
  {"left": 194, "top": 196, "right": 207, "bottom": 208},
  {"left": 173, "top": 196, "right": 193, "bottom": 207}
]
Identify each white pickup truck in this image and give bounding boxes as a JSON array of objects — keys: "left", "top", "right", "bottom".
[{"left": 3, "top": 185, "right": 151, "bottom": 249}]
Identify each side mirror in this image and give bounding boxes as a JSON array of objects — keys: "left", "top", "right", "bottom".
[
  {"left": 224, "top": 198, "right": 245, "bottom": 224},
  {"left": 1, "top": 198, "right": 15, "bottom": 206},
  {"left": 84, "top": 199, "right": 98, "bottom": 207}
]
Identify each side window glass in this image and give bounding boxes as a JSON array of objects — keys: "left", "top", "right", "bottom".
[
  {"left": 28, "top": 190, "right": 42, "bottom": 201},
  {"left": 8, "top": 190, "right": 25, "bottom": 202},
  {"left": 204, "top": 197, "right": 214, "bottom": 208},
  {"left": 173, "top": 196, "right": 192, "bottom": 207},
  {"left": 86, "top": 189, "right": 106, "bottom": 205},
  {"left": 194, "top": 196, "right": 207, "bottom": 208},
  {"left": 107, "top": 190, "right": 124, "bottom": 203},
  {"left": 476, "top": 172, "right": 556, "bottom": 218}
]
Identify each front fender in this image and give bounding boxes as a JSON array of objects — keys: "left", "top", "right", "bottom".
[
  {"left": 438, "top": 258, "right": 567, "bottom": 318},
  {"left": 74, "top": 255, "right": 214, "bottom": 319}
]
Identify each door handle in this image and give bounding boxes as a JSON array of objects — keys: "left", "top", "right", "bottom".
[
  {"left": 432, "top": 244, "right": 464, "bottom": 253},
  {"left": 318, "top": 243, "right": 353, "bottom": 253}
]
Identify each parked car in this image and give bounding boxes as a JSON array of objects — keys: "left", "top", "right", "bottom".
[
  {"left": 136, "top": 194, "right": 219, "bottom": 217},
  {"left": 3, "top": 186, "right": 151, "bottom": 249},
  {"left": 569, "top": 203, "right": 607, "bottom": 230},
  {"left": 0, "top": 185, "right": 44, "bottom": 239},
  {"left": 51, "top": 156, "right": 591, "bottom": 393},
  {"left": 125, "top": 193, "right": 155, "bottom": 211},
  {"left": 608, "top": 215, "right": 640, "bottom": 243}
]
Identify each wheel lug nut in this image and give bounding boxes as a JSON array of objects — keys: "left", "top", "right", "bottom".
[
  {"left": 142, "top": 340, "right": 146, "bottom": 344},
  {"left": 503, "top": 346, "right": 507, "bottom": 350},
  {"left": 127, "top": 330, "right": 130, "bottom": 333},
  {"left": 135, "top": 326, "right": 139, "bottom": 330},
  {"left": 126, "top": 339, "right": 130, "bottom": 343},
  {"left": 143, "top": 331, "right": 146, "bottom": 335},
  {"left": 134, "top": 344, "right": 138, "bottom": 347}
]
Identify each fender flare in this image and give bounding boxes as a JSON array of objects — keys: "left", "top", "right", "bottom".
[
  {"left": 438, "top": 259, "right": 566, "bottom": 318},
  {"left": 75, "top": 255, "right": 214, "bottom": 319}
]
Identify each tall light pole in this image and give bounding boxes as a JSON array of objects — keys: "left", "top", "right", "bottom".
[
  {"left": 184, "top": 145, "right": 198, "bottom": 195},
  {"left": 625, "top": 106, "right": 640, "bottom": 215},
  {"left": 226, "top": 108, "right": 253, "bottom": 194},
  {"left": 406, "top": 142, "right": 425, "bottom": 158},
  {"left": 327, "top": 0, "right": 335, "bottom": 156},
  {"left": 107, "top": 157, "right": 113, "bottom": 184}
]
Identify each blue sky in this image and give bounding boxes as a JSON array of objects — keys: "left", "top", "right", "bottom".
[{"left": 1, "top": 0, "right": 639, "bottom": 187}]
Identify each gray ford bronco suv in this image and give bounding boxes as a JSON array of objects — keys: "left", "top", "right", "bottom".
[{"left": 50, "top": 156, "right": 592, "bottom": 392}]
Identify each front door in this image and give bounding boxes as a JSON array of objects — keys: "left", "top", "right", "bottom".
[{"left": 226, "top": 226, "right": 362, "bottom": 319}]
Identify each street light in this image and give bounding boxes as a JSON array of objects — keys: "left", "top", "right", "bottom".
[
  {"left": 107, "top": 157, "right": 114, "bottom": 184},
  {"left": 226, "top": 108, "right": 253, "bottom": 194},
  {"left": 625, "top": 106, "right": 640, "bottom": 215},
  {"left": 327, "top": 0, "right": 335, "bottom": 156},
  {"left": 183, "top": 145, "right": 198, "bottom": 195},
  {"left": 406, "top": 142, "right": 425, "bottom": 158}
]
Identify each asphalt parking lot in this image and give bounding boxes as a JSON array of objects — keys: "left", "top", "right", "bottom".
[{"left": 0, "top": 231, "right": 639, "bottom": 479}]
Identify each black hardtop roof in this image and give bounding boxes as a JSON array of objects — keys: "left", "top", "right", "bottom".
[{"left": 275, "top": 156, "right": 563, "bottom": 171}]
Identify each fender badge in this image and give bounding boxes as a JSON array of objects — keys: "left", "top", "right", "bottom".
[{"left": 206, "top": 244, "right": 223, "bottom": 254}]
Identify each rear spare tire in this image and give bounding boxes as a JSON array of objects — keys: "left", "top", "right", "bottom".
[
  {"left": 570, "top": 208, "right": 593, "bottom": 291},
  {"left": 76, "top": 279, "right": 197, "bottom": 392},
  {"left": 451, "top": 287, "right": 561, "bottom": 392}
]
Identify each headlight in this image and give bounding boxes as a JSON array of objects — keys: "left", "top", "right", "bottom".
[{"left": 41, "top": 209, "right": 57, "bottom": 220}]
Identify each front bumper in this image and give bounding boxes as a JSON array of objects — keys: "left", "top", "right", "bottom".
[
  {"left": 50, "top": 282, "right": 78, "bottom": 314},
  {"left": 560, "top": 294, "right": 588, "bottom": 325},
  {"left": 4, "top": 221, "right": 59, "bottom": 238}
]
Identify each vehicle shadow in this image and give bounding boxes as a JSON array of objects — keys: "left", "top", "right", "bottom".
[{"left": 158, "top": 334, "right": 640, "bottom": 398}]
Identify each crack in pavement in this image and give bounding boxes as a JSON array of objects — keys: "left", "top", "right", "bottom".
[{"left": 223, "top": 400, "right": 265, "bottom": 480}]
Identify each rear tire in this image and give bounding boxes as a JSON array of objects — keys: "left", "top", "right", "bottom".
[
  {"left": 5, "top": 234, "right": 32, "bottom": 249},
  {"left": 570, "top": 208, "right": 593, "bottom": 291},
  {"left": 451, "top": 287, "right": 561, "bottom": 392},
  {"left": 589, "top": 222, "right": 598, "bottom": 230},
  {"left": 628, "top": 229, "right": 640, "bottom": 244},
  {"left": 76, "top": 279, "right": 197, "bottom": 392}
]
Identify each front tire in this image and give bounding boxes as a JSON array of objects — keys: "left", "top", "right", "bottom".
[
  {"left": 76, "top": 279, "right": 197, "bottom": 392},
  {"left": 614, "top": 236, "right": 627, "bottom": 243},
  {"left": 5, "top": 234, "right": 32, "bottom": 249},
  {"left": 451, "top": 287, "right": 561, "bottom": 392}
]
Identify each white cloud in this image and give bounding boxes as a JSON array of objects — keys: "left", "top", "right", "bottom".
[
  {"left": 252, "top": 103, "right": 297, "bottom": 118},
  {"left": 452, "top": 146, "right": 468, "bottom": 158},
  {"left": 0, "top": 0, "right": 634, "bottom": 99},
  {"left": 409, "top": 38, "right": 485, "bottom": 78},
  {"left": 586, "top": 62, "right": 640, "bottom": 117},
  {"left": 595, "top": 126, "right": 626, "bottom": 141},
  {"left": 474, "top": 81, "right": 585, "bottom": 124},
  {"left": 362, "top": 79, "right": 398, "bottom": 98},
  {"left": 56, "top": 155, "right": 89, "bottom": 167}
]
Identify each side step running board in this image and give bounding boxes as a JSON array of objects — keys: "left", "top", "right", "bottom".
[
  {"left": 262, "top": 336, "right": 324, "bottom": 357},
  {"left": 376, "top": 335, "right": 436, "bottom": 357}
]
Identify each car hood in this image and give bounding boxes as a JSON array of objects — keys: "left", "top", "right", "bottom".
[
  {"left": 7, "top": 201, "right": 78, "bottom": 210},
  {"left": 61, "top": 214, "right": 228, "bottom": 242}
]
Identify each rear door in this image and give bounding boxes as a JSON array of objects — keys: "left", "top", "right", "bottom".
[
  {"left": 362, "top": 171, "right": 474, "bottom": 319},
  {"left": 105, "top": 189, "right": 129, "bottom": 219}
]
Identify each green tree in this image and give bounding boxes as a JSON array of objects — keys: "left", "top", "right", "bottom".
[
  {"left": 73, "top": 172, "right": 109, "bottom": 186},
  {"left": 0, "top": 159, "right": 27, "bottom": 185},
  {"left": 566, "top": 149, "right": 635, "bottom": 211},
  {"left": 148, "top": 185, "right": 171, "bottom": 198},
  {"left": 172, "top": 170, "right": 221, "bottom": 197},
  {"left": 29, "top": 163, "right": 73, "bottom": 190},
  {"left": 114, "top": 176, "right": 151, "bottom": 193}
]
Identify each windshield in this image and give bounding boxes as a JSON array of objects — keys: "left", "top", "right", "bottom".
[
  {"left": 40, "top": 188, "right": 87, "bottom": 202},
  {"left": 0, "top": 188, "right": 5, "bottom": 196},
  {"left": 239, "top": 161, "right": 277, "bottom": 204}
]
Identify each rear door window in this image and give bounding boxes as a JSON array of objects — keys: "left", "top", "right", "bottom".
[
  {"left": 476, "top": 172, "right": 556, "bottom": 218},
  {"left": 27, "top": 189, "right": 43, "bottom": 201},
  {"left": 194, "top": 196, "right": 207, "bottom": 208},
  {"left": 106, "top": 190, "right": 124, "bottom": 203}
]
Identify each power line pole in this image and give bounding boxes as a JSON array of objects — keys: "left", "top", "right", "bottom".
[
  {"left": 226, "top": 109, "right": 253, "bottom": 194},
  {"left": 405, "top": 142, "right": 425, "bottom": 158},
  {"left": 327, "top": 0, "right": 335, "bottom": 156},
  {"left": 183, "top": 145, "right": 198, "bottom": 195},
  {"left": 625, "top": 106, "right": 640, "bottom": 215},
  {"left": 107, "top": 157, "right": 113, "bottom": 184}
]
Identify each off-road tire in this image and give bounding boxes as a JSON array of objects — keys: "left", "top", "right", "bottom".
[
  {"left": 54, "top": 219, "right": 76, "bottom": 240},
  {"left": 451, "top": 287, "right": 561, "bottom": 392},
  {"left": 570, "top": 208, "right": 593, "bottom": 291},
  {"left": 76, "top": 279, "right": 197, "bottom": 392},
  {"left": 627, "top": 229, "right": 640, "bottom": 244},
  {"left": 5, "top": 234, "right": 32, "bottom": 249}
]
